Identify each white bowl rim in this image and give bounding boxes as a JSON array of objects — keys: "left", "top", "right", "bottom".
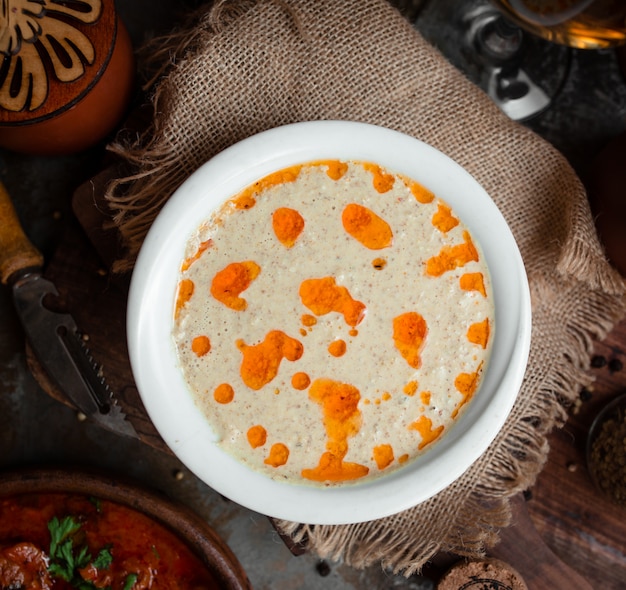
[{"left": 127, "top": 120, "right": 532, "bottom": 525}]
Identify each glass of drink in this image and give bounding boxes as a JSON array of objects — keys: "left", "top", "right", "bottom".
[
  {"left": 460, "top": 0, "right": 625, "bottom": 120},
  {"left": 490, "top": 0, "right": 626, "bottom": 49}
]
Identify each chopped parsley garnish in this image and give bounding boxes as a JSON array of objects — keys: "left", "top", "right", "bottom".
[
  {"left": 123, "top": 573, "right": 138, "bottom": 590},
  {"left": 47, "top": 516, "right": 114, "bottom": 589},
  {"left": 91, "top": 546, "right": 114, "bottom": 569},
  {"left": 48, "top": 516, "right": 81, "bottom": 558}
]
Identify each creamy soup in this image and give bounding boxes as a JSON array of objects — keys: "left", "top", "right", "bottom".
[{"left": 172, "top": 160, "right": 494, "bottom": 486}]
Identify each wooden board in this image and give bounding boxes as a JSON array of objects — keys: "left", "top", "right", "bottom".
[{"left": 33, "top": 216, "right": 166, "bottom": 451}]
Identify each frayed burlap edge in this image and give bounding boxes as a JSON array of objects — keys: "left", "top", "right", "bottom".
[{"left": 556, "top": 184, "right": 625, "bottom": 295}]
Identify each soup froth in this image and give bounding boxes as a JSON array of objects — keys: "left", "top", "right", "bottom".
[{"left": 172, "top": 160, "right": 494, "bottom": 486}]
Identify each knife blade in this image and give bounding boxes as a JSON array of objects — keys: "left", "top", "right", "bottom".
[{"left": 0, "top": 180, "right": 138, "bottom": 439}]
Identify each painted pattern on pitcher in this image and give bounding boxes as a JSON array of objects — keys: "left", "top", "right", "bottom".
[{"left": 0, "top": 0, "right": 102, "bottom": 112}]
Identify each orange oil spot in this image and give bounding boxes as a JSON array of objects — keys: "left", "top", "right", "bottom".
[
  {"left": 310, "top": 379, "right": 361, "bottom": 424},
  {"left": 237, "top": 330, "right": 303, "bottom": 390},
  {"left": 467, "top": 318, "right": 490, "bottom": 349},
  {"left": 235, "top": 165, "right": 303, "bottom": 209},
  {"left": 247, "top": 425, "right": 267, "bottom": 448},
  {"left": 174, "top": 279, "right": 194, "bottom": 319},
  {"left": 302, "top": 451, "right": 369, "bottom": 482},
  {"left": 272, "top": 207, "right": 305, "bottom": 248},
  {"left": 301, "top": 314, "right": 317, "bottom": 327},
  {"left": 211, "top": 261, "right": 260, "bottom": 311},
  {"left": 328, "top": 339, "right": 347, "bottom": 357},
  {"left": 320, "top": 160, "right": 349, "bottom": 181},
  {"left": 181, "top": 239, "right": 213, "bottom": 271},
  {"left": 342, "top": 203, "right": 393, "bottom": 250},
  {"left": 399, "top": 174, "right": 435, "bottom": 204},
  {"left": 398, "top": 453, "right": 409, "bottom": 464},
  {"left": 301, "top": 379, "right": 369, "bottom": 482},
  {"left": 453, "top": 363, "right": 483, "bottom": 418},
  {"left": 372, "top": 257, "right": 387, "bottom": 270},
  {"left": 409, "top": 415, "right": 444, "bottom": 450},
  {"left": 425, "top": 231, "right": 479, "bottom": 277},
  {"left": 191, "top": 335, "right": 211, "bottom": 357},
  {"left": 460, "top": 272, "right": 487, "bottom": 297},
  {"left": 373, "top": 444, "right": 394, "bottom": 470},
  {"left": 382, "top": 392, "right": 391, "bottom": 401},
  {"left": 214, "top": 383, "right": 234, "bottom": 404},
  {"left": 291, "top": 372, "right": 311, "bottom": 390},
  {"left": 404, "top": 381, "right": 418, "bottom": 396},
  {"left": 264, "top": 443, "right": 289, "bottom": 467},
  {"left": 363, "top": 162, "right": 395, "bottom": 193},
  {"left": 393, "top": 312, "right": 427, "bottom": 369},
  {"left": 432, "top": 202, "right": 459, "bottom": 233},
  {"left": 299, "top": 276, "right": 366, "bottom": 327},
  {"left": 233, "top": 194, "right": 257, "bottom": 210},
  {"left": 349, "top": 328, "right": 359, "bottom": 337},
  {"left": 420, "top": 391, "right": 431, "bottom": 405}
]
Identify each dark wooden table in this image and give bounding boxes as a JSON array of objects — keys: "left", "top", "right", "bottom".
[{"left": 527, "top": 321, "right": 626, "bottom": 589}]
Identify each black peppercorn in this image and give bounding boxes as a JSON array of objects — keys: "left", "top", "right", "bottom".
[
  {"left": 591, "top": 355, "right": 607, "bottom": 368},
  {"left": 580, "top": 388, "right": 593, "bottom": 402},
  {"left": 316, "top": 560, "right": 331, "bottom": 577}
]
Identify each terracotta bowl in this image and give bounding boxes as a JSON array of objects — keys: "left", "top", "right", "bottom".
[{"left": 0, "top": 466, "right": 251, "bottom": 589}]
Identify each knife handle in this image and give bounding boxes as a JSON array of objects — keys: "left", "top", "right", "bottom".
[{"left": 0, "top": 181, "right": 44, "bottom": 285}]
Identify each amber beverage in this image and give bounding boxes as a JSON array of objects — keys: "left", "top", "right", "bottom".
[{"left": 492, "top": 0, "right": 626, "bottom": 48}]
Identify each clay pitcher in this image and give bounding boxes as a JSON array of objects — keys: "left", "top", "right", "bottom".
[{"left": 0, "top": 0, "right": 135, "bottom": 155}]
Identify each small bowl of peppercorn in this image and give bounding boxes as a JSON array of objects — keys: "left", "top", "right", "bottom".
[{"left": 586, "top": 392, "right": 626, "bottom": 507}]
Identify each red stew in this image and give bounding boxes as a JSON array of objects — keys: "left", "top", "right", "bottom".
[{"left": 0, "top": 492, "right": 220, "bottom": 589}]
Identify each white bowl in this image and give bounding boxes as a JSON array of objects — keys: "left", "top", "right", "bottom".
[{"left": 127, "top": 121, "right": 531, "bottom": 525}]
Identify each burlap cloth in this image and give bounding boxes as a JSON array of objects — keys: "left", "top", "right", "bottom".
[{"left": 105, "top": 0, "right": 626, "bottom": 575}]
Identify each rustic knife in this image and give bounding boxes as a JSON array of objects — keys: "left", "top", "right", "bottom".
[{"left": 0, "top": 180, "right": 138, "bottom": 439}]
